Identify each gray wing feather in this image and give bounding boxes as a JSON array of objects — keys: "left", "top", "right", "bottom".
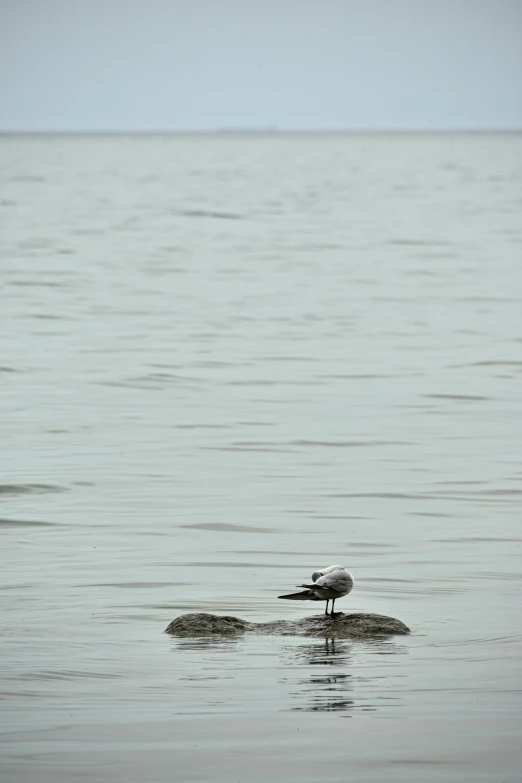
[
  {"left": 315, "top": 570, "right": 353, "bottom": 592},
  {"left": 278, "top": 590, "right": 321, "bottom": 601}
]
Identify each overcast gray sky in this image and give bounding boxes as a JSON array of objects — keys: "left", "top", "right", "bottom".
[{"left": 1, "top": 0, "right": 521, "bottom": 131}]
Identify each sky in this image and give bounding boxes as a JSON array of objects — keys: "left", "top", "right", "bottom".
[{"left": 1, "top": 0, "right": 521, "bottom": 131}]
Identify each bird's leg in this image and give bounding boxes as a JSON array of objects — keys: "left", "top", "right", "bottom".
[
  {"left": 331, "top": 598, "right": 336, "bottom": 616},
  {"left": 324, "top": 600, "right": 329, "bottom": 616}
]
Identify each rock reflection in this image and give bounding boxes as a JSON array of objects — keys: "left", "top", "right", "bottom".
[{"left": 174, "top": 636, "right": 241, "bottom": 651}]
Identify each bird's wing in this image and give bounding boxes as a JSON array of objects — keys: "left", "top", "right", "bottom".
[
  {"left": 315, "top": 569, "right": 353, "bottom": 592},
  {"left": 322, "top": 564, "right": 344, "bottom": 574},
  {"left": 278, "top": 589, "right": 321, "bottom": 601}
]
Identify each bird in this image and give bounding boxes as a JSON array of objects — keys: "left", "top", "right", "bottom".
[{"left": 278, "top": 564, "right": 354, "bottom": 616}]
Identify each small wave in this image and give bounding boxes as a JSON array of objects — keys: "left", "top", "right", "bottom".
[
  {"left": 0, "top": 483, "right": 67, "bottom": 496},
  {"left": 87, "top": 581, "right": 189, "bottom": 588},
  {"left": 388, "top": 238, "right": 451, "bottom": 247},
  {"left": 101, "top": 372, "right": 201, "bottom": 390},
  {"left": 181, "top": 522, "right": 276, "bottom": 533},
  {"left": 9, "top": 175, "right": 46, "bottom": 183},
  {"left": 323, "top": 492, "right": 423, "bottom": 500},
  {"left": 176, "top": 561, "right": 300, "bottom": 569},
  {"left": 18, "top": 669, "right": 121, "bottom": 681},
  {"left": 179, "top": 209, "right": 242, "bottom": 220},
  {"left": 204, "top": 444, "right": 296, "bottom": 453},
  {"left": 423, "top": 393, "right": 490, "bottom": 401},
  {"left": 321, "top": 373, "right": 397, "bottom": 379},
  {"left": 174, "top": 423, "right": 232, "bottom": 430},
  {"left": 322, "top": 490, "right": 520, "bottom": 504},
  {"left": 452, "top": 360, "right": 522, "bottom": 368},
  {"left": 0, "top": 517, "right": 56, "bottom": 527},
  {"left": 206, "top": 439, "right": 407, "bottom": 452},
  {"left": 435, "top": 537, "right": 522, "bottom": 543},
  {"left": 291, "top": 439, "right": 409, "bottom": 448}
]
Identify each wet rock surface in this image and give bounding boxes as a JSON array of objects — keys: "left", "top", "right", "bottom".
[
  {"left": 165, "top": 613, "right": 249, "bottom": 636},
  {"left": 165, "top": 612, "right": 410, "bottom": 639}
]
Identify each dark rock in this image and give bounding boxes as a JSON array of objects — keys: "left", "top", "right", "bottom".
[
  {"left": 165, "top": 612, "right": 410, "bottom": 639},
  {"left": 165, "top": 613, "right": 248, "bottom": 637}
]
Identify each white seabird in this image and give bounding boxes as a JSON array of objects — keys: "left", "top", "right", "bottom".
[{"left": 278, "top": 564, "right": 354, "bottom": 616}]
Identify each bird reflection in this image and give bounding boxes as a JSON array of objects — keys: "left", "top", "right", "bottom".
[
  {"left": 295, "top": 636, "right": 351, "bottom": 665},
  {"left": 279, "top": 636, "right": 408, "bottom": 714},
  {"left": 280, "top": 637, "right": 355, "bottom": 713}
]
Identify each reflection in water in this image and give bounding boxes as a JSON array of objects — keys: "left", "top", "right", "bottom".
[
  {"left": 293, "top": 671, "right": 355, "bottom": 714},
  {"left": 282, "top": 637, "right": 408, "bottom": 714},
  {"left": 290, "top": 637, "right": 352, "bottom": 666},
  {"left": 280, "top": 638, "right": 354, "bottom": 713},
  {"left": 173, "top": 636, "right": 242, "bottom": 651}
]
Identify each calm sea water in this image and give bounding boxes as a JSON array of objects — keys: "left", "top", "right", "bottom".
[{"left": 1, "top": 132, "right": 521, "bottom": 782}]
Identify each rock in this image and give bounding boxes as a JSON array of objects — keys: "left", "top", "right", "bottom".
[
  {"left": 164, "top": 612, "right": 410, "bottom": 639},
  {"left": 165, "top": 613, "right": 248, "bottom": 636}
]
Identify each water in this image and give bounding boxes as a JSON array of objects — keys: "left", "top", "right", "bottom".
[{"left": 1, "top": 131, "right": 521, "bottom": 782}]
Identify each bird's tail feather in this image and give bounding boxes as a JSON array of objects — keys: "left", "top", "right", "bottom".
[{"left": 278, "top": 589, "right": 320, "bottom": 601}]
